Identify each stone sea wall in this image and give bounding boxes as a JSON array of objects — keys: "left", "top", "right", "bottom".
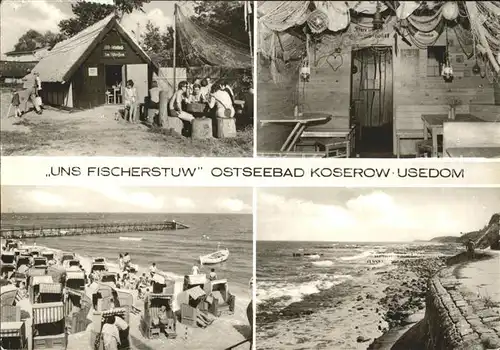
[{"left": 393, "top": 252, "right": 500, "bottom": 350}]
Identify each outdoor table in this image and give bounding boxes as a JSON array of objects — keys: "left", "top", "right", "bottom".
[
  {"left": 186, "top": 102, "right": 208, "bottom": 118},
  {"left": 421, "top": 113, "right": 484, "bottom": 158},
  {"left": 445, "top": 147, "right": 500, "bottom": 158},
  {"left": 259, "top": 113, "right": 333, "bottom": 152}
]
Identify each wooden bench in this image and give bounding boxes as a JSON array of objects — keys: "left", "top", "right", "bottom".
[
  {"left": 296, "top": 126, "right": 355, "bottom": 158},
  {"left": 396, "top": 129, "right": 424, "bottom": 158}
]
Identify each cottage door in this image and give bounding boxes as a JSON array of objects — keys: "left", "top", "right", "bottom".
[{"left": 126, "top": 64, "right": 148, "bottom": 105}]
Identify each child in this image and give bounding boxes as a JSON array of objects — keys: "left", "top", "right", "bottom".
[
  {"left": 123, "top": 80, "right": 138, "bottom": 123},
  {"left": 11, "top": 89, "right": 21, "bottom": 117}
]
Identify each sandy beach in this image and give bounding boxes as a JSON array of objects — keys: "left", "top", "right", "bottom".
[{"left": 6, "top": 243, "right": 252, "bottom": 350}]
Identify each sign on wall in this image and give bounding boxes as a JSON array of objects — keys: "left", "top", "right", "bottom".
[
  {"left": 88, "top": 67, "right": 98, "bottom": 76},
  {"left": 103, "top": 44, "right": 126, "bottom": 58}
]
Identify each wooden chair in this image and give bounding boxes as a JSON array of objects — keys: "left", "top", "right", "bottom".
[
  {"left": 416, "top": 140, "right": 433, "bottom": 157},
  {"left": 396, "top": 129, "right": 424, "bottom": 158},
  {"left": 105, "top": 92, "right": 114, "bottom": 104}
]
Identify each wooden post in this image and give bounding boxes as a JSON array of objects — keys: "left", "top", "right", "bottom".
[
  {"left": 159, "top": 90, "right": 170, "bottom": 127},
  {"left": 173, "top": 3, "right": 177, "bottom": 91}
]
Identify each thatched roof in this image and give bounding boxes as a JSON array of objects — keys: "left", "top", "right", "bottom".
[
  {"left": 0, "top": 61, "right": 36, "bottom": 78},
  {"left": 31, "top": 14, "right": 158, "bottom": 83}
]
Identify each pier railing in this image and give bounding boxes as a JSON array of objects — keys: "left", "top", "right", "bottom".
[{"left": 0, "top": 220, "right": 189, "bottom": 239}]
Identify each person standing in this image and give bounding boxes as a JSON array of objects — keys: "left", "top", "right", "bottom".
[
  {"left": 149, "top": 80, "right": 160, "bottom": 109},
  {"left": 124, "top": 80, "right": 138, "bottom": 123},
  {"left": 191, "top": 265, "right": 200, "bottom": 275},
  {"left": 208, "top": 83, "right": 235, "bottom": 118},
  {"left": 33, "top": 72, "right": 43, "bottom": 110},
  {"left": 11, "top": 89, "right": 21, "bottom": 117},
  {"left": 466, "top": 239, "right": 475, "bottom": 260},
  {"left": 149, "top": 262, "right": 157, "bottom": 277}
]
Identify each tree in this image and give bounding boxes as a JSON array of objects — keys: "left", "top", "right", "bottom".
[
  {"left": 190, "top": 1, "right": 250, "bottom": 46},
  {"left": 13, "top": 30, "right": 66, "bottom": 52},
  {"left": 58, "top": 0, "right": 150, "bottom": 37},
  {"left": 140, "top": 21, "right": 183, "bottom": 67}
]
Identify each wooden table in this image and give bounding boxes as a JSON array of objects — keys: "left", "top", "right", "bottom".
[
  {"left": 421, "top": 113, "right": 484, "bottom": 158},
  {"left": 259, "top": 113, "right": 333, "bottom": 152},
  {"left": 446, "top": 147, "right": 500, "bottom": 158},
  {"left": 186, "top": 102, "right": 208, "bottom": 118}
]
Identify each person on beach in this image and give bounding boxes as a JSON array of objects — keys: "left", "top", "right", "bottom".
[
  {"left": 123, "top": 253, "right": 131, "bottom": 270},
  {"left": 152, "top": 305, "right": 175, "bottom": 336},
  {"left": 101, "top": 316, "right": 121, "bottom": 350},
  {"left": 191, "top": 265, "right": 200, "bottom": 275},
  {"left": 118, "top": 254, "right": 124, "bottom": 271},
  {"left": 208, "top": 268, "right": 217, "bottom": 281},
  {"left": 168, "top": 81, "right": 195, "bottom": 123},
  {"left": 466, "top": 239, "right": 475, "bottom": 260},
  {"left": 149, "top": 263, "right": 157, "bottom": 277},
  {"left": 18, "top": 282, "right": 27, "bottom": 298}
]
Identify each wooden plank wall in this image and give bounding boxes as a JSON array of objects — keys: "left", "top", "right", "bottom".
[
  {"left": 257, "top": 28, "right": 497, "bottom": 154},
  {"left": 257, "top": 57, "right": 297, "bottom": 152},
  {"left": 303, "top": 51, "right": 351, "bottom": 131},
  {"left": 469, "top": 104, "right": 500, "bottom": 122},
  {"left": 42, "top": 82, "right": 71, "bottom": 107},
  {"left": 394, "top": 30, "right": 496, "bottom": 155}
]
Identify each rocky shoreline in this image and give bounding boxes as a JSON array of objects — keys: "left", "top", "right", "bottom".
[{"left": 256, "top": 257, "right": 448, "bottom": 349}]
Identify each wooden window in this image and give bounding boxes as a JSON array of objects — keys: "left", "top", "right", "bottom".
[{"left": 427, "top": 46, "right": 446, "bottom": 77}]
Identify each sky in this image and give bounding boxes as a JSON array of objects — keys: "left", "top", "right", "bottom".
[
  {"left": 257, "top": 188, "right": 500, "bottom": 242},
  {"left": 0, "top": 0, "right": 182, "bottom": 53},
  {"left": 1, "top": 186, "right": 252, "bottom": 214}
]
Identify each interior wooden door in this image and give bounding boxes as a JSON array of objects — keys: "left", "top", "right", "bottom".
[
  {"left": 126, "top": 64, "right": 148, "bottom": 104},
  {"left": 350, "top": 47, "right": 394, "bottom": 155}
]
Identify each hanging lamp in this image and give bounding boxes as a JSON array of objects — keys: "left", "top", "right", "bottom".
[
  {"left": 472, "top": 35, "right": 481, "bottom": 75},
  {"left": 442, "top": 26, "right": 454, "bottom": 82},
  {"left": 372, "top": 1, "right": 384, "bottom": 30}
]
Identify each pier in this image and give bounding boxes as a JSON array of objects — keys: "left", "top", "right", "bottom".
[{"left": 0, "top": 220, "right": 189, "bottom": 239}]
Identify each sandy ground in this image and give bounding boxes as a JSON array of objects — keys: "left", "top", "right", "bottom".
[
  {"left": 15, "top": 244, "right": 252, "bottom": 350},
  {"left": 0, "top": 91, "right": 252, "bottom": 157},
  {"left": 458, "top": 249, "right": 500, "bottom": 304}
]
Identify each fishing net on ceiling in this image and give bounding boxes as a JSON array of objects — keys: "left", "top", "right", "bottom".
[
  {"left": 466, "top": 1, "right": 500, "bottom": 81},
  {"left": 175, "top": 4, "right": 252, "bottom": 69}
]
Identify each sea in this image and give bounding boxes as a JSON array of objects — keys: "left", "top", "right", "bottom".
[
  {"left": 256, "top": 240, "right": 461, "bottom": 313},
  {"left": 1, "top": 212, "right": 252, "bottom": 289}
]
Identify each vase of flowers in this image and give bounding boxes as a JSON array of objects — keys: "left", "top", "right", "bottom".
[{"left": 446, "top": 97, "right": 461, "bottom": 120}]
